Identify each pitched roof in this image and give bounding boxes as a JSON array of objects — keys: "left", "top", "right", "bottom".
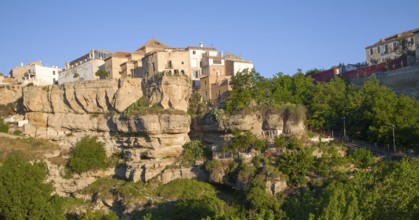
[
  {"left": 111, "top": 52, "right": 130, "bottom": 58},
  {"left": 366, "top": 28, "right": 419, "bottom": 49},
  {"left": 136, "top": 38, "right": 170, "bottom": 52}
]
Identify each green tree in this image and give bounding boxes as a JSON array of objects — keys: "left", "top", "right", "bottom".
[
  {"left": 279, "top": 147, "right": 315, "bottom": 186},
  {"left": 395, "top": 38, "right": 414, "bottom": 55},
  {"left": 221, "top": 131, "right": 266, "bottom": 154},
  {"left": 225, "top": 68, "right": 257, "bottom": 113},
  {"left": 352, "top": 148, "right": 374, "bottom": 169},
  {"left": 67, "top": 136, "right": 108, "bottom": 173},
  {"left": 182, "top": 140, "right": 208, "bottom": 165},
  {"left": 95, "top": 69, "right": 110, "bottom": 79},
  {"left": 0, "top": 154, "right": 64, "bottom": 219},
  {"left": 305, "top": 68, "right": 324, "bottom": 76}
]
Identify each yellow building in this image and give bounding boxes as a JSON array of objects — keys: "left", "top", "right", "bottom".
[
  {"left": 199, "top": 51, "right": 253, "bottom": 102},
  {"left": 104, "top": 52, "right": 130, "bottom": 79},
  {"left": 142, "top": 48, "right": 191, "bottom": 79},
  {"left": 9, "top": 61, "right": 42, "bottom": 82}
]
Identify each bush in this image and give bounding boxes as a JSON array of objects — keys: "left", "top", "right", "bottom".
[
  {"left": 352, "top": 148, "right": 374, "bottom": 168},
  {"left": 67, "top": 136, "right": 108, "bottom": 173},
  {"left": 222, "top": 131, "right": 266, "bottom": 154},
  {"left": 182, "top": 140, "right": 209, "bottom": 165},
  {"left": 0, "top": 154, "right": 64, "bottom": 219},
  {"left": 95, "top": 69, "right": 109, "bottom": 79},
  {"left": 287, "top": 136, "right": 302, "bottom": 150},
  {"left": 274, "top": 135, "right": 287, "bottom": 148},
  {"left": 13, "top": 130, "right": 22, "bottom": 136}
]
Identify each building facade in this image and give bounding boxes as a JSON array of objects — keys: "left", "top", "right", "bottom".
[
  {"left": 142, "top": 48, "right": 191, "bottom": 79},
  {"left": 23, "top": 64, "right": 60, "bottom": 86},
  {"left": 199, "top": 52, "right": 253, "bottom": 102},
  {"left": 187, "top": 45, "right": 217, "bottom": 88},
  {"left": 9, "top": 61, "right": 59, "bottom": 86},
  {"left": 104, "top": 52, "right": 129, "bottom": 79},
  {"left": 366, "top": 28, "right": 418, "bottom": 65},
  {"left": 9, "top": 61, "right": 42, "bottom": 82},
  {"left": 58, "top": 49, "right": 112, "bottom": 84}
]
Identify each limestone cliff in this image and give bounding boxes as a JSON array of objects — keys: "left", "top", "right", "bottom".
[
  {"left": 0, "top": 85, "right": 22, "bottom": 105},
  {"left": 190, "top": 109, "right": 305, "bottom": 149},
  {"left": 21, "top": 77, "right": 193, "bottom": 195}
]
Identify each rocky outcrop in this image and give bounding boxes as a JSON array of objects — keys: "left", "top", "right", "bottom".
[
  {"left": 23, "top": 78, "right": 143, "bottom": 114},
  {"left": 21, "top": 77, "right": 193, "bottom": 195},
  {"left": 0, "top": 85, "right": 22, "bottom": 105},
  {"left": 191, "top": 110, "right": 305, "bottom": 149},
  {"left": 146, "top": 75, "right": 191, "bottom": 112}
]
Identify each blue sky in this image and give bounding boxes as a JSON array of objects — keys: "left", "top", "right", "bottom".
[{"left": 0, "top": 0, "right": 417, "bottom": 78}]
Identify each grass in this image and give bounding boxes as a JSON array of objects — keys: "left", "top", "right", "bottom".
[
  {"left": 79, "top": 177, "right": 126, "bottom": 200},
  {"left": 79, "top": 177, "right": 159, "bottom": 204},
  {"left": 123, "top": 97, "right": 187, "bottom": 117},
  {"left": 0, "top": 136, "right": 61, "bottom": 162}
]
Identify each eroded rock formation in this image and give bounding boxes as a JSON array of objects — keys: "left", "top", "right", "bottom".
[
  {"left": 21, "top": 77, "right": 193, "bottom": 194},
  {"left": 0, "top": 85, "right": 22, "bottom": 105}
]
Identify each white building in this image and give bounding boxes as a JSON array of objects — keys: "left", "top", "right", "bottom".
[
  {"left": 22, "top": 63, "right": 60, "bottom": 86},
  {"left": 58, "top": 49, "right": 112, "bottom": 84},
  {"left": 187, "top": 44, "right": 217, "bottom": 88},
  {"left": 58, "top": 59, "right": 105, "bottom": 84}
]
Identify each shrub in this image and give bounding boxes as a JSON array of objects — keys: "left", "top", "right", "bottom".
[
  {"left": 95, "top": 69, "right": 109, "bottom": 79},
  {"left": 0, "top": 154, "right": 64, "bottom": 219},
  {"left": 287, "top": 136, "right": 302, "bottom": 150},
  {"left": 13, "top": 130, "right": 22, "bottom": 136},
  {"left": 222, "top": 131, "right": 266, "bottom": 154},
  {"left": 274, "top": 135, "right": 287, "bottom": 148},
  {"left": 67, "top": 136, "right": 108, "bottom": 173},
  {"left": 352, "top": 148, "right": 374, "bottom": 168},
  {"left": 183, "top": 140, "right": 209, "bottom": 165}
]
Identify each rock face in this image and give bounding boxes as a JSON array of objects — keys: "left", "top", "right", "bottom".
[
  {"left": 23, "top": 78, "right": 143, "bottom": 114},
  {"left": 146, "top": 75, "right": 191, "bottom": 112},
  {"left": 0, "top": 85, "right": 22, "bottom": 105},
  {"left": 21, "top": 77, "right": 193, "bottom": 195},
  {"left": 191, "top": 110, "right": 305, "bottom": 149}
]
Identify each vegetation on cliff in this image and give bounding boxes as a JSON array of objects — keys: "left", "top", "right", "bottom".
[
  {"left": 0, "top": 154, "right": 64, "bottom": 219},
  {"left": 67, "top": 136, "right": 108, "bottom": 174},
  {"left": 224, "top": 69, "right": 419, "bottom": 149}
]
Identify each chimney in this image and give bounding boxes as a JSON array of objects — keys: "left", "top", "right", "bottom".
[{"left": 199, "top": 42, "right": 204, "bottom": 48}]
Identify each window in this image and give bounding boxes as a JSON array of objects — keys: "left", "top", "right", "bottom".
[
  {"left": 213, "top": 59, "right": 222, "bottom": 64},
  {"left": 167, "top": 60, "right": 172, "bottom": 68},
  {"left": 384, "top": 45, "right": 388, "bottom": 53},
  {"left": 377, "top": 46, "right": 381, "bottom": 54},
  {"left": 181, "top": 61, "right": 184, "bottom": 64},
  {"left": 192, "top": 51, "right": 196, "bottom": 55},
  {"left": 152, "top": 63, "right": 155, "bottom": 72},
  {"left": 370, "top": 48, "right": 373, "bottom": 55},
  {"left": 53, "top": 71, "right": 56, "bottom": 75},
  {"left": 393, "top": 42, "right": 397, "bottom": 49}
]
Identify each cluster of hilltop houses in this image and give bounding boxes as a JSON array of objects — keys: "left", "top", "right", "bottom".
[
  {"left": 311, "top": 28, "right": 419, "bottom": 82},
  {"left": 4, "top": 39, "right": 253, "bottom": 102}
]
